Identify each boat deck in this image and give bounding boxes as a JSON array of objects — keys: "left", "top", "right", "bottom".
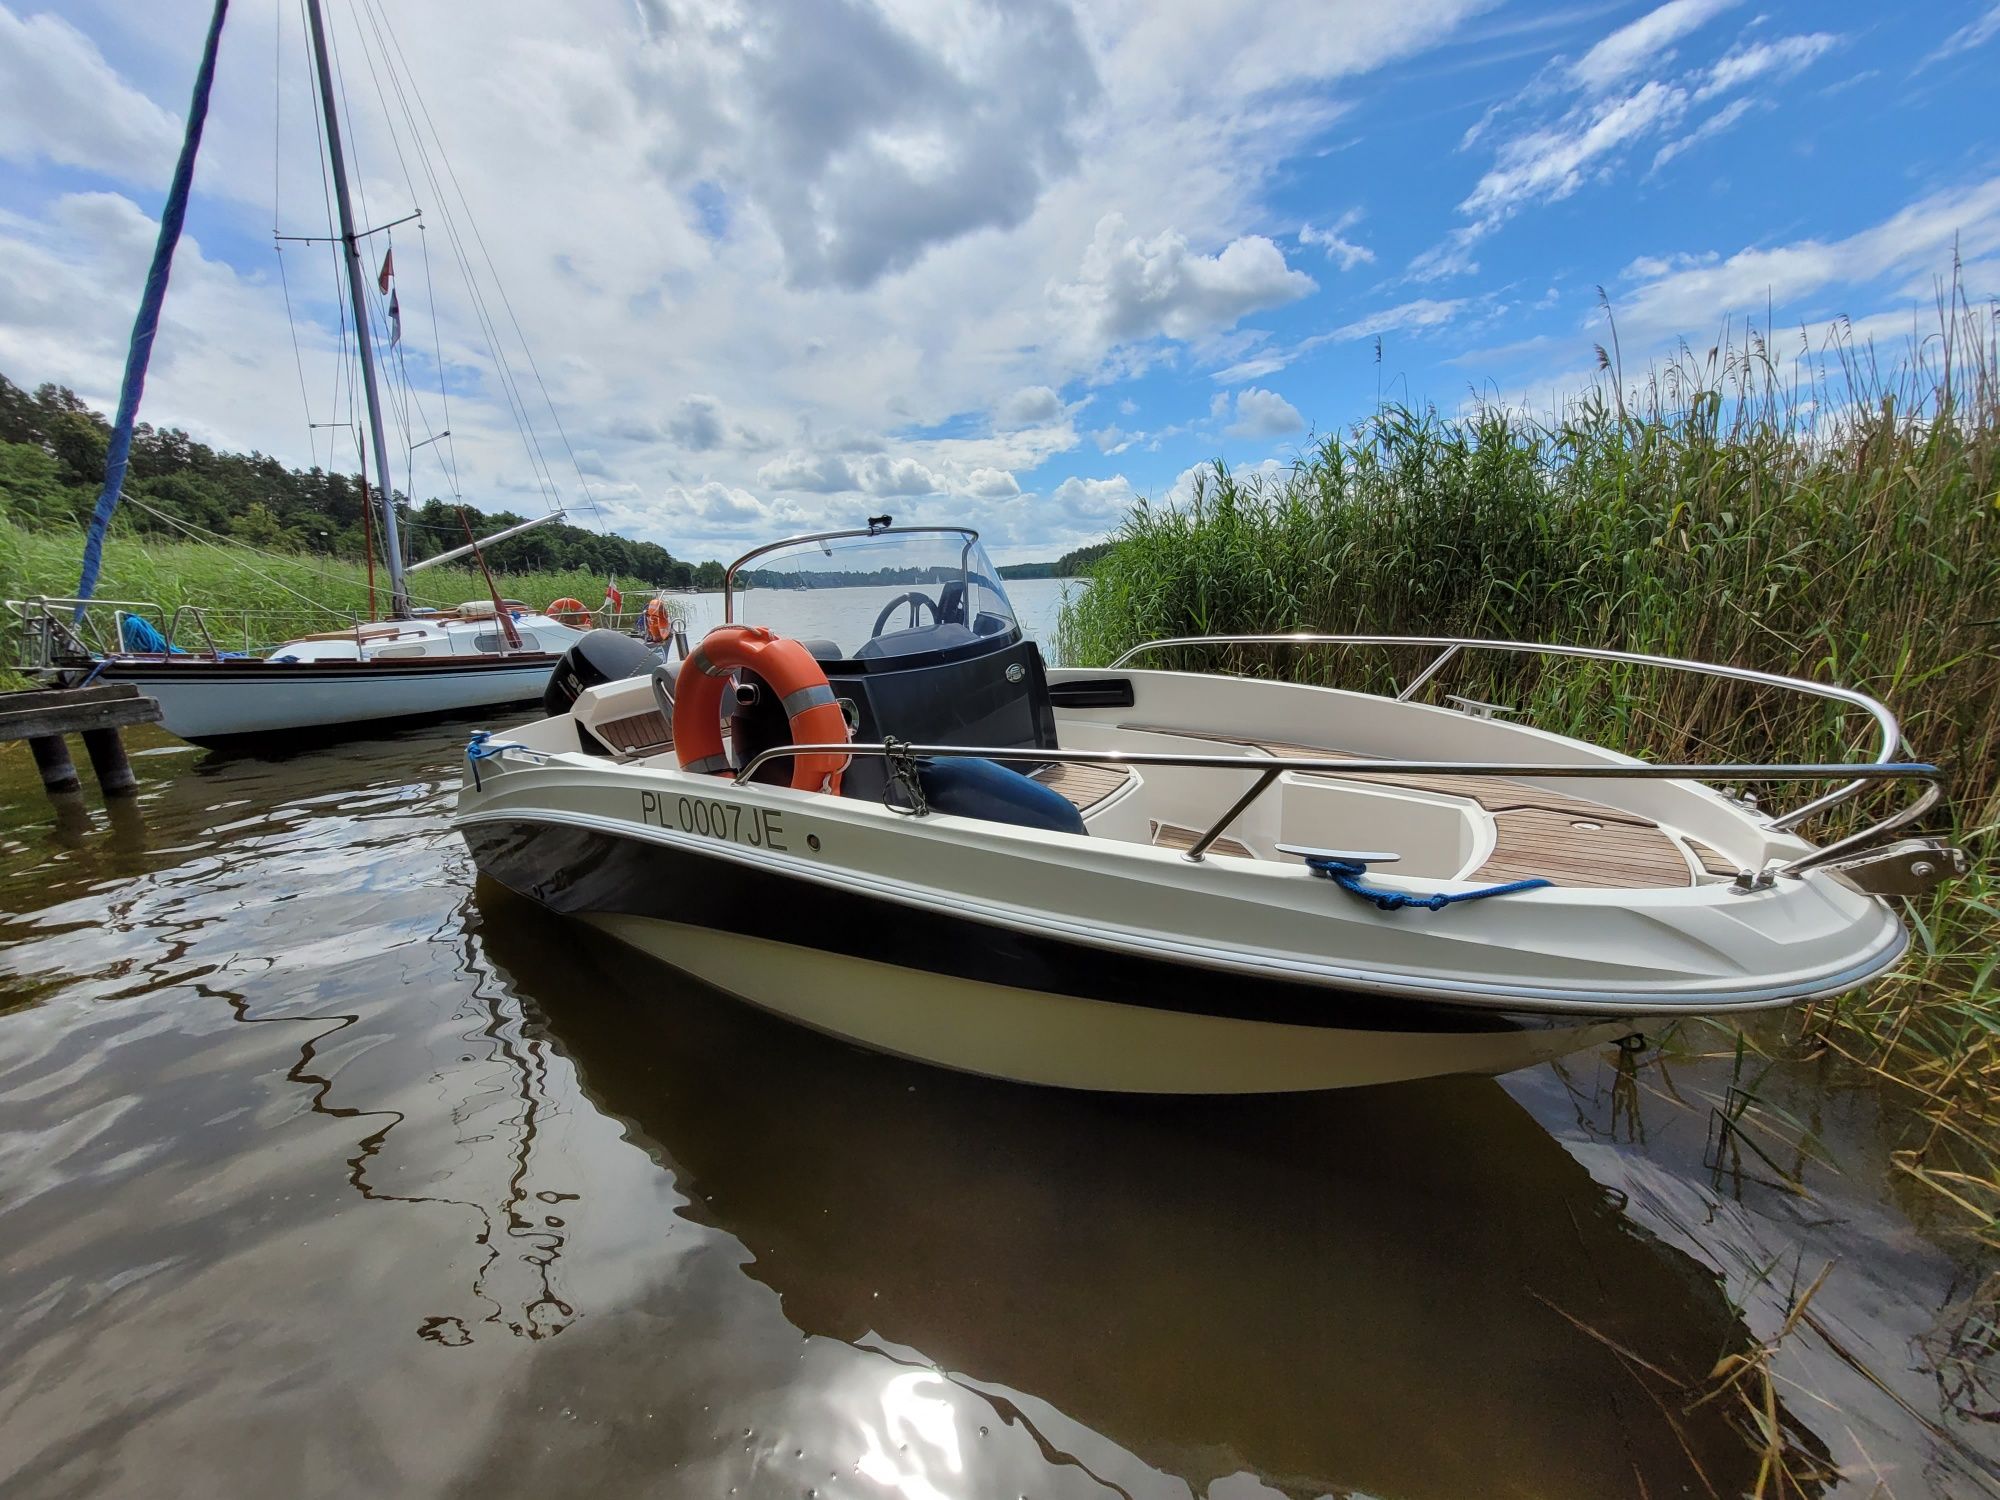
[
  {"left": 1116, "top": 725, "right": 1709, "bottom": 890},
  {"left": 581, "top": 705, "right": 1728, "bottom": 889}
]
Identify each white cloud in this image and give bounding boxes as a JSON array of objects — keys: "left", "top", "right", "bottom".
[
  {"left": 757, "top": 451, "right": 944, "bottom": 496},
  {"left": 1048, "top": 473, "right": 1136, "bottom": 524},
  {"left": 1614, "top": 176, "right": 2000, "bottom": 340},
  {"left": 0, "top": 6, "right": 181, "bottom": 181},
  {"left": 1051, "top": 212, "right": 1316, "bottom": 347},
  {"left": 629, "top": 0, "right": 1102, "bottom": 290},
  {"left": 1921, "top": 4, "right": 2000, "bottom": 67},
  {"left": 1224, "top": 387, "right": 1305, "bottom": 438},
  {"left": 1652, "top": 97, "right": 1755, "bottom": 171},
  {"left": 1695, "top": 33, "right": 1839, "bottom": 101},
  {"left": 1569, "top": 0, "right": 1736, "bottom": 92},
  {"left": 1331, "top": 297, "right": 1467, "bottom": 342},
  {"left": 963, "top": 467, "right": 1021, "bottom": 498},
  {"left": 1298, "top": 208, "right": 1374, "bottom": 271},
  {"left": 0, "top": 0, "right": 1505, "bottom": 561},
  {"left": 1463, "top": 80, "right": 1687, "bottom": 223}
]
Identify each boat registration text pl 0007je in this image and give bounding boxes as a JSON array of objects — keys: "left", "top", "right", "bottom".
[{"left": 640, "top": 789, "right": 788, "bottom": 851}]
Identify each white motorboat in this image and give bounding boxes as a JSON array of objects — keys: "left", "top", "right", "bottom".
[{"left": 455, "top": 523, "right": 1962, "bottom": 1094}]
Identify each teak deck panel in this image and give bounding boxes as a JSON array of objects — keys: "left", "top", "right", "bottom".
[
  {"left": 1121, "top": 722, "right": 1696, "bottom": 890},
  {"left": 1149, "top": 821, "right": 1254, "bottom": 859},
  {"left": 594, "top": 708, "right": 673, "bottom": 755},
  {"left": 1031, "top": 760, "right": 1134, "bottom": 813}
]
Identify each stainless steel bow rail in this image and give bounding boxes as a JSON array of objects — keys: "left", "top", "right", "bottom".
[
  {"left": 733, "top": 740, "right": 1948, "bottom": 888},
  {"left": 7, "top": 594, "right": 328, "bottom": 667},
  {"left": 1107, "top": 633, "right": 1906, "bottom": 835}
]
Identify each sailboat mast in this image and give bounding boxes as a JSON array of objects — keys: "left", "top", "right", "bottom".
[{"left": 302, "top": 0, "right": 410, "bottom": 618}]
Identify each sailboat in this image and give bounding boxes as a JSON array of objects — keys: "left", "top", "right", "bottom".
[{"left": 5, "top": 0, "right": 606, "bottom": 748}]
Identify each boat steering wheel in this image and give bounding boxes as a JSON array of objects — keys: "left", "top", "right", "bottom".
[{"left": 870, "top": 591, "right": 939, "bottom": 637}]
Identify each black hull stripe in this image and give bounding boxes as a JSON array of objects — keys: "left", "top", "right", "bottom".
[{"left": 463, "top": 818, "right": 1602, "bottom": 1036}]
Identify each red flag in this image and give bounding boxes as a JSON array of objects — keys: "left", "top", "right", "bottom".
[
  {"left": 377, "top": 248, "right": 394, "bottom": 293},
  {"left": 388, "top": 290, "right": 402, "bottom": 347},
  {"left": 603, "top": 579, "right": 623, "bottom": 612}
]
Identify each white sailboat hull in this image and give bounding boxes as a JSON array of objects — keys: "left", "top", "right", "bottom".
[{"left": 101, "top": 654, "right": 562, "bottom": 744}]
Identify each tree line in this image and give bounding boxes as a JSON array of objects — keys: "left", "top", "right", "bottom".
[
  {"left": 0, "top": 373, "right": 715, "bottom": 586},
  {"left": 0, "top": 372, "right": 1109, "bottom": 588}
]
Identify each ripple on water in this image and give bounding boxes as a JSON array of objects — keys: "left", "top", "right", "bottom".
[{"left": 1, "top": 722, "right": 1996, "bottom": 1498}]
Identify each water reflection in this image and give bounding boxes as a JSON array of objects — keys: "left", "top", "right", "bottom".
[{"left": 471, "top": 885, "right": 1795, "bottom": 1499}]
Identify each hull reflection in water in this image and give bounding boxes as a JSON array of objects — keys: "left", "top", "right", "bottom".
[{"left": 471, "top": 884, "right": 1816, "bottom": 1500}]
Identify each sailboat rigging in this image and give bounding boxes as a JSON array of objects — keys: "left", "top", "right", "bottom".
[{"left": 8, "top": 0, "right": 643, "bottom": 747}]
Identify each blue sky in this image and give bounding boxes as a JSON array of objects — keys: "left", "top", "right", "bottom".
[{"left": 1, "top": 0, "right": 1996, "bottom": 562}]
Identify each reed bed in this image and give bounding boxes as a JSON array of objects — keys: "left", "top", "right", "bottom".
[
  {"left": 0, "top": 517, "right": 668, "bottom": 661},
  {"left": 1061, "top": 292, "right": 2000, "bottom": 1238}
]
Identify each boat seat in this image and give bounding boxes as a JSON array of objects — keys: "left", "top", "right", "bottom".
[{"left": 1120, "top": 723, "right": 1696, "bottom": 890}]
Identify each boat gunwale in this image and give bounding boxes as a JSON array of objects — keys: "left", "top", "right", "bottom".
[{"left": 454, "top": 771, "right": 1912, "bottom": 1017}]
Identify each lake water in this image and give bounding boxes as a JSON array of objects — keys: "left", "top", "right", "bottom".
[{"left": 2, "top": 677, "right": 1997, "bottom": 1494}]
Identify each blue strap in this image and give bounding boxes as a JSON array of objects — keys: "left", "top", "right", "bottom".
[
  {"left": 466, "top": 729, "right": 532, "bottom": 790},
  {"left": 1304, "top": 855, "right": 1551, "bottom": 912}
]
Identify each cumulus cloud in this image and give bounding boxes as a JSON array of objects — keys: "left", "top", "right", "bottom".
[
  {"left": 666, "top": 394, "right": 725, "bottom": 450},
  {"left": 0, "top": 6, "right": 181, "bottom": 181},
  {"left": 1052, "top": 212, "right": 1316, "bottom": 347},
  {"left": 629, "top": 0, "right": 1101, "bottom": 290},
  {"left": 0, "top": 0, "right": 1502, "bottom": 561},
  {"left": 758, "top": 450, "right": 944, "bottom": 496},
  {"left": 963, "top": 467, "right": 1022, "bottom": 498},
  {"left": 1224, "top": 387, "right": 1305, "bottom": 438},
  {"left": 1569, "top": 0, "right": 1736, "bottom": 92},
  {"left": 997, "top": 385, "right": 1064, "bottom": 427},
  {"left": 1049, "top": 474, "right": 1136, "bottom": 524}
]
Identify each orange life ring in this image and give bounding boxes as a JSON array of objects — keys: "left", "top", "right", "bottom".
[
  {"left": 643, "top": 597, "right": 676, "bottom": 643},
  {"left": 546, "top": 596, "right": 590, "bottom": 626},
  {"left": 674, "top": 625, "right": 849, "bottom": 794}
]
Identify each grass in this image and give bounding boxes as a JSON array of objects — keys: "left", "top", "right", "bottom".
[
  {"left": 1060, "top": 285, "right": 2000, "bottom": 1245},
  {"left": 0, "top": 514, "right": 672, "bottom": 663}
]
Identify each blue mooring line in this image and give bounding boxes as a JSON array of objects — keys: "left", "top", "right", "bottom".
[{"left": 1303, "top": 855, "right": 1551, "bottom": 912}]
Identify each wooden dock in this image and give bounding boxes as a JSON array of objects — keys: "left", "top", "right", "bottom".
[{"left": 2, "top": 683, "right": 163, "bottom": 808}]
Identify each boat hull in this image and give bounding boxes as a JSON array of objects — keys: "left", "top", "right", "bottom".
[
  {"left": 462, "top": 816, "right": 1639, "bottom": 1093},
  {"left": 100, "top": 654, "right": 561, "bottom": 746}
]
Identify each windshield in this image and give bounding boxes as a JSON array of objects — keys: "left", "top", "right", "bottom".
[{"left": 726, "top": 529, "right": 1018, "bottom": 661}]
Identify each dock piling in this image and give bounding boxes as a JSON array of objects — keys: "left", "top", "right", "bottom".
[
  {"left": 28, "top": 734, "right": 82, "bottom": 796},
  {"left": 3, "top": 683, "right": 163, "bottom": 821},
  {"left": 80, "top": 726, "right": 140, "bottom": 798}
]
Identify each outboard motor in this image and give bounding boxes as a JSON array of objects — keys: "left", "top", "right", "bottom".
[{"left": 543, "top": 629, "right": 657, "bottom": 717}]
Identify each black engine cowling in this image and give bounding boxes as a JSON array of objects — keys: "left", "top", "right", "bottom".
[{"left": 543, "top": 629, "right": 657, "bottom": 717}]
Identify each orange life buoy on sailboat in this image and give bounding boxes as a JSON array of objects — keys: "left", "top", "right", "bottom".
[
  {"left": 643, "top": 597, "right": 676, "bottom": 643},
  {"left": 546, "top": 596, "right": 590, "bottom": 626},
  {"left": 674, "top": 625, "right": 849, "bottom": 794}
]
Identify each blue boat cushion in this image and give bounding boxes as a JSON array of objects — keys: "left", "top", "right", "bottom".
[{"left": 915, "top": 756, "right": 1086, "bottom": 836}]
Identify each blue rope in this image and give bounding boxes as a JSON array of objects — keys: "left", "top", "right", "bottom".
[
  {"left": 74, "top": 0, "right": 230, "bottom": 617},
  {"left": 466, "top": 729, "right": 532, "bottom": 790},
  {"left": 1303, "top": 856, "right": 1551, "bottom": 912}
]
